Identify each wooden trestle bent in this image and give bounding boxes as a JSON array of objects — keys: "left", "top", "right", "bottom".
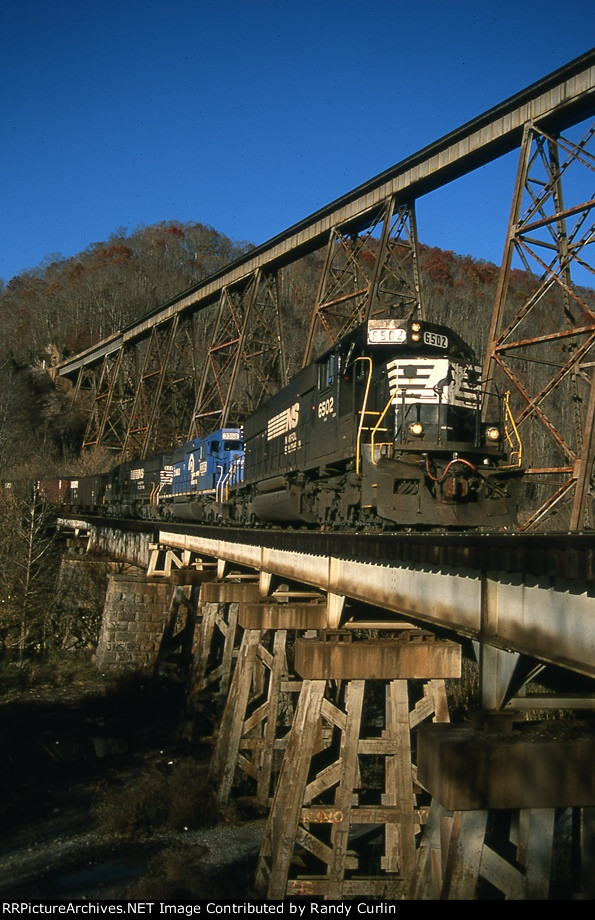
[{"left": 144, "top": 540, "right": 595, "bottom": 900}]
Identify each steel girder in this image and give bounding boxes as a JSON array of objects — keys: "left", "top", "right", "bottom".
[
  {"left": 82, "top": 315, "right": 203, "bottom": 457},
  {"left": 483, "top": 120, "right": 595, "bottom": 531},
  {"left": 81, "top": 200, "right": 424, "bottom": 453},
  {"left": 78, "top": 270, "right": 287, "bottom": 456},
  {"left": 303, "top": 197, "right": 424, "bottom": 365},
  {"left": 54, "top": 52, "right": 595, "bottom": 394},
  {"left": 188, "top": 268, "right": 287, "bottom": 439},
  {"left": 81, "top": 347, "right": 129, "bottom": 454},
  {"left": 121, "top": 314, "right": 199, "bottom": 457}
]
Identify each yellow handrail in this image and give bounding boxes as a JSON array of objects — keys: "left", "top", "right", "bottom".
[
  {"left": 503, "top": 391, "right": 523, "bottom": 468},
  {"left": 370, "top": 393, "right": 395, "bottom": 465},
  {"left": 355, "top": 357, "right": 372, "bottom": 475}
]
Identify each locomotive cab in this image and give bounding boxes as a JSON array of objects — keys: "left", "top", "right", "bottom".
[{"left": 159, "top": 428, "right": 244, "bottom": 522}]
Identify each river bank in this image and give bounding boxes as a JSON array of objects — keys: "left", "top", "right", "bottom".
[{"left": 0, "top": 672, "right": 265, "bottom": 900}]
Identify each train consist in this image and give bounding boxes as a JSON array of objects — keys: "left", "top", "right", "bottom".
[{"left": 39, "top": 316, "right": 523, "bottom": 530}]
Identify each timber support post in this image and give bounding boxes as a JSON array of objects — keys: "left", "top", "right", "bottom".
[
  {"left": 187, "top": 581, "right": 261, "bottom": 723},
  {"left": 254, "top": 630, "right": 460, "bottom": 900},
  {"left": 208, "top": 598, "right": 327, "bottom": 807},
  {"left": 412, "top": 719, "right": 595, "bottom": 898}
]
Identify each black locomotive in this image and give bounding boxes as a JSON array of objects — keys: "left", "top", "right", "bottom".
[
  {"left": 38, "top": 315, "right": 522, "bottom": 531},
  {"left": 234, "top": 316, "right": 521, "bottom": 529}
]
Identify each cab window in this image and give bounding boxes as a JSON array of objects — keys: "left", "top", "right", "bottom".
[{"left": 319, "top": 352, "right": 340, "bottom": 390}]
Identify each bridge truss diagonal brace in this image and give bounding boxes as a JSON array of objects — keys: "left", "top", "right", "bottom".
[
  {"left": 483, "top": 118, "right": 595, "bottom": 532},
  {"left": 303, "top": 197, "right": 425, "bottom": 365},
  {"left": 82, "top": 347, "right": 126, "bottom": 451},
  {"left": 122, "top": 313, "right": 202, "bottom": 458},
  {"left": 189, "top": 268, "right": 287, "bottom": 438},
  {"left": 155, "top": 581, "right": 202, "bottom": 683}
]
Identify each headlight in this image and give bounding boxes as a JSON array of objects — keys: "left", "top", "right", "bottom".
[
  {"left": 409, "top": 422, "right": 424, "bottom": 437},
  {"left": 486, "top": 426, "right": 500, "bottom": 441}
]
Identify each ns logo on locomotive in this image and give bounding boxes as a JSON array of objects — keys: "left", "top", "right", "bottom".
[{"left": 40, "top": 316, "right": 523, "bottom": 531}]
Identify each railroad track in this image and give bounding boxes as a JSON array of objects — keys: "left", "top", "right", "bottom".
[{"left": 62, "top": 515, "right": 594, "bottom": 584}]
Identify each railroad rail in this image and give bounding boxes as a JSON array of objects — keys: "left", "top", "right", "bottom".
[{"left": 64, "top": 515, "right": 594, "bottom": 583}]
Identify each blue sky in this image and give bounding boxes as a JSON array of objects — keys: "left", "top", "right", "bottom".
[{"left": 0, "top": 0, "right": 593, "bottom": 283}]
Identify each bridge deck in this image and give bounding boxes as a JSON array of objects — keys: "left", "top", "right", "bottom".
[
  {"left": 60, "top": 515, "right": 594, "bottom": 681},
  {"left": 153, "top": 528, "right": 593, "bottom": 680}
]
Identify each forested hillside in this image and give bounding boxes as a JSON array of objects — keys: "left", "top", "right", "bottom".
[
  {"left": 0, "top": 222, "right": 253, "bottom": 661},
  {"left": 0, "top": 222, "right": 251, "bottom": 477},
  {"left": 0, "top": 219, "right": 592, "bottom": 482}
]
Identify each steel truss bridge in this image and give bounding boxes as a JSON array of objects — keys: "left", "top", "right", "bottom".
[{"left": 53, "top": 50, "right": 595, "bottom": 533}]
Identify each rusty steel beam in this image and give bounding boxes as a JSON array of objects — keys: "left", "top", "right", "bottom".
[
  {"left": 187, "top": 268, "right": 288, "bottom": 439},
  {"left": 483, "top": 118, "right": 595, "bottom": 531},
  {"left": 122, "top": 315, "right": 181, "bottom": 458},
  {"left": 82, "top": 347, "right": 126, "bottom": 452},
  {"left": 303, "top": 198, "right": 425, "bottom": 364}
]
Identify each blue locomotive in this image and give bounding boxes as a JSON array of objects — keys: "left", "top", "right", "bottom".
[
  {"left": 159, "top": 428, "right": 244, "bottom": 521},
  {"left": 57, "top": 428, "right": 244, "bottom": 523}
]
